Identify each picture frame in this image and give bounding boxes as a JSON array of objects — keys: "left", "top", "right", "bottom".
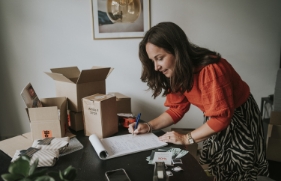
[{"left": 91, "top": 0, "right": 150, "bottom": 40}]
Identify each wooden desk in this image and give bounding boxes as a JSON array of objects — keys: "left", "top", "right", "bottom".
[{"left": 0, "top": 127, "right": 209, "bottom": 181}]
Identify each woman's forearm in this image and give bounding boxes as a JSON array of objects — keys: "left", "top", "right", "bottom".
[
  {"left": 191, "top": 123, "right": 216, "bottom": 143},
  {"left": 148, "top": 112, "right": 174, "bottom": 130},
  {"left": 159, "top": 119, "right": 217, "bottom": 145},
  {"left": 149, "top": 112, "right": 217, "bottom": 143}
]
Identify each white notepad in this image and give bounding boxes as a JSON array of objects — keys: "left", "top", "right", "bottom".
[{"left": 89, "top": 133, "right": 168, "bottom": 160}]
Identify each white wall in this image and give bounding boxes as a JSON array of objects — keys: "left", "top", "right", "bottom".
[{"left": 0, "top": 0, "right": 280, "bottom": 139}]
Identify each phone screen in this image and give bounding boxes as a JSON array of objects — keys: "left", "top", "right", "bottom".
[{"left": 105, "top": 169, "right": 131, "bottom": 181}]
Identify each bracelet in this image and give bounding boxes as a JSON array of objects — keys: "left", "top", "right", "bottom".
[
  {"left": 147, "top": 122, "right": 153, "bottom": 133},
  {"left": 144, "top": 122, "right": 153, "bottom": 133}
]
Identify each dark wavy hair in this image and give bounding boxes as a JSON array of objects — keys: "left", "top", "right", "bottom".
[{"left": 139, "top": 22, "right": 221, "bottom": 98}]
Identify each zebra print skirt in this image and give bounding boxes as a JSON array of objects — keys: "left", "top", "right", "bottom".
[{"left": 199, "top": 94, "right": 269, "bottom": 181}]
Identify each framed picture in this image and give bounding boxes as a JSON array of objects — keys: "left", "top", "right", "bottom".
[{"left": 91, "top": 0, "right": 150, "bottom": 39}]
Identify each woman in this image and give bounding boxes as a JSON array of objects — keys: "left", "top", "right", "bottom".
[{"left": 128, "top": 22, "right": 269, "bottom": 180}]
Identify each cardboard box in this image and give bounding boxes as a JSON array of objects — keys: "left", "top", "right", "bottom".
[
  {"left": 266, "top": 111, "right": 281, "bottom": 162},
  {"left": 108, "top": 92, "right": 131, "bottom": 113},
  {"left": 69, "top": 110, "right": 84, "bottom": 131},
  {"left": 267, "top": 138, "right": 281, "bottom": 162},
  {"left": 82, "top": 93, "right": 118, "bottom": 138},
  {"left": 267, "top": 124, "right": 281, "bottom": 138},
  {"left": 26, "top": 97, "right": 68, "bottom": 140},
  {"left": 45, "top": 66, "right": 113, "bottom": 112},
  {"left": 0, "top": 132, "right": 33, "bottom": 158},
  {"left": 268, "top": 111, "right": 281, "bottom": 125}
]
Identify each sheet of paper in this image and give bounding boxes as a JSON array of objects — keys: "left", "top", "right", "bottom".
[{"left": 89, "top": 133, "right": 167, "bottom": 160}]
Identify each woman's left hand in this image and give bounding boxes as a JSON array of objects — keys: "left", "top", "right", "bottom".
[{"left": 159, "top": 131, "right": 188, "bottom": 145}]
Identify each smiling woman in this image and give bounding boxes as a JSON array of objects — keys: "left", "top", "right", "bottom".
[
  {"left": 128, "top": 22, "right": 270, "bottom": 181},
  {"left": 145, "top": 42, "right": 175, "bottom": 78}
]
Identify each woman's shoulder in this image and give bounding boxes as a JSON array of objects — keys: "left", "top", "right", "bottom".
[
  {"left": 200, "top": 58, "right": 233, "bottom": 74},
  {"left": 197, "top": 58, "right": 237, "bottom": 87}
]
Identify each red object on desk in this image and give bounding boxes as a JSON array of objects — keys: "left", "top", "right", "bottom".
[{"left": 123, "top": 118, "right": 136, "bottom": 128}]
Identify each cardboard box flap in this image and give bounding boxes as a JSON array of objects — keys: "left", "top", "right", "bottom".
[
  {"left": 22, "top": 132, "right": 32, "bottom": 140},
  {"left": 51, "top": 67, "right": 80, "bottom": 79},
  {"left": 91, "top": 66, "right": 107, "bottom": 69},
  {"left": 109, "top": 92, "right": 129, "bottom": 100},
  {"left": 0, "top": 134, "right": 33, "bottom": 158},
  {"left": 91, "top": 66, "right": 114, "bottom": 79},
  {"left": 28, "top": 107, "right": 59, "bottom": 121},
  {"left": 77, "top": 68, "right": 112, "bottom": 84},
  {"left": 40, "top": 97, "right": 67, "bottom": 107},
  {"left": 85, "top": 94, "right": 115, "bottom": 102},
  {"left": 45, "top": 72, "right": 74, "bottom": 84},
  {"left": 25, "top": 108, "right": 30, "bottom": 121}
]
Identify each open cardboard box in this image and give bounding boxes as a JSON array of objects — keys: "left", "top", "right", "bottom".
[
  {"left": 26, "top": 97, "right": 74, "bottom": 140},
  {"left": 82, "top": 93, "right": 118, "bottom": 138},
  {"left": 266, "top": 111, "right": 281, "bottom": 162},
  {"left": 45, "top": 66, "right": 113, "bottom": 112}
]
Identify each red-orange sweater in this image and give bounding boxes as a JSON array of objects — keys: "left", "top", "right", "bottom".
[{"left": 165, "top": 58, "right": 250, "bottom": 132}]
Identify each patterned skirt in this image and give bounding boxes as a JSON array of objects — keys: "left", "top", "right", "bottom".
[{"left": 199, "top": 94, "right": 269, "bottom": 181}]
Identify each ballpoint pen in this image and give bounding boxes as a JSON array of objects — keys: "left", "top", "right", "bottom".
[{"left": 133, "top": 113, "right": 141, "bottom": 136}]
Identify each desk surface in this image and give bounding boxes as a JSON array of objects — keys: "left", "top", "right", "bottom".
[{"left": 0, "top": 128, "right": 209, "bottom": 181}]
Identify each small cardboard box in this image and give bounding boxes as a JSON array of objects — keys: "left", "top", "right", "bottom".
[
  {"left": 82, "top": 93, "right": 118, "bottom": 138},
  {"left": 266, "top": 111, "right": 281, "bottom": 162},
  {"left": 68, "top": 110, "right": 84, "bottom": 131},
  {"left": 45, "top": 66, "right": 113, "bottom": 112},
  {"left": 108, "top": 92, "right": 131, "bottom": 113},
  {"left": 26, "top": 97, "right": 68, "bottom": 140}
]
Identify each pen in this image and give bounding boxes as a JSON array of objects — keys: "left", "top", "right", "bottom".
[{"left": 133, "top": 113, "right": 141, "bottom": 136}]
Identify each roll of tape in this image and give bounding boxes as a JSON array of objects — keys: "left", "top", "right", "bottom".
[{"left": 123, "top": 118, "right": 136, "bottom": 128}]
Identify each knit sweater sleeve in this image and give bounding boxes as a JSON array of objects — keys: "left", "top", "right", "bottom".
[
  {"left": 164, "top": 92, "right": 191, "bottom": 123},
  {"left": 199, "top": 61, "right": 235, "bottom": 132}
]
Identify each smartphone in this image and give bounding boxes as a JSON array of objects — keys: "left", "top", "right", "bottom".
[{"left": 105, "top": 168, "right": 131, "bottom": 181}]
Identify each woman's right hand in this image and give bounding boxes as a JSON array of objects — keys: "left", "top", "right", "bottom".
[{"left": 128, "top": 122, "right": 149, "bottom": 135}]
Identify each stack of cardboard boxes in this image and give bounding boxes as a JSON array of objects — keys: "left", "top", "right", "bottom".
[
  {"left": 45, "top": 66, "right": 113, "bottom": 132},
  {"left": 0, "top": 66, "right": 133, "bottom": 157},
  {"left": 45, "top": 66, "right": 133, "bottom": 139}
]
